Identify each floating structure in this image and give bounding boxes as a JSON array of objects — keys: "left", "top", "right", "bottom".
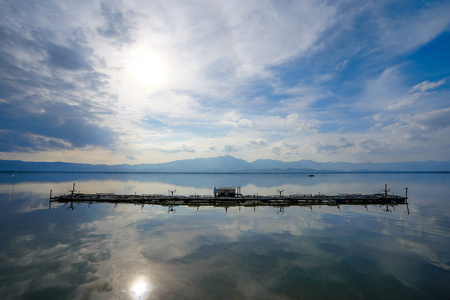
[{"left": 50, "top": 184, "right": 408, "bottom": 212}]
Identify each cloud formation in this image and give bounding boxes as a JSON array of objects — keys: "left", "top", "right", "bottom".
[
  {"left": 411, "top": 78, "right": 447, "bottom": 93},
  {"left": 0, "top": 0, "right": 449, "bottom": 163},
  {"left": 97, "top": 0, "right": 136, "bottom": 46}
]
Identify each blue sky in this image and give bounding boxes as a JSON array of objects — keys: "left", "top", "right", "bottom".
[{"left": 0, "top": 0, "right": 449, "bottom": 164}]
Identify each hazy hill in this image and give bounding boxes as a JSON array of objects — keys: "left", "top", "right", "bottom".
[
  {"left": 1, "top": 156, "right": 449, "bottom": 172},
  {"left": 137, "top": 156, "right": 253, "bottom": 172}
]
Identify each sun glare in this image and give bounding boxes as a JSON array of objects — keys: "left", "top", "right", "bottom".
[
  {"left": 130, "top": 278, "right": 153, "bottom": 299},
  {"left": 127, "top": 47, "right": 167, "bottom": 88}
]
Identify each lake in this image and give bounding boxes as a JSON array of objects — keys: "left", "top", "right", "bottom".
[{"left": 0, "top": 172, "right": 449, "bottom": 299}]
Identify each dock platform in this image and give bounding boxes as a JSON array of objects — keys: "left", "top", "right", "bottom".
[{"left": 50, "top": 184, "right": 408, "bottom": 209}]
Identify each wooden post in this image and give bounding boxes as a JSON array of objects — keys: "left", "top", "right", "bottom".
[{"left": 48, "top": 189, "right": 52, "bottom": 210}]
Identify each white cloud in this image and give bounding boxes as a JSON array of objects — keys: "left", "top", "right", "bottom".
[
  {"left": 253, "top": 113, "right": 320, "bottom": 134},
  {"left": 1, "top": 0, "right": 449, "bottom": 164},
  {"left": 247, "top": 139, "right": 268, "bottom": 149},
  {"left": 410, "top": 78, "right": 447, "bottom": 93},
  {"left": 219, "top": 112, "right": 253, "bottom": 128},
  {"left": 385, "top": 94, "right": 420, "bottom": 111},
  {"left": 410, "top": 107, "right": 450, "bottom": 134},
  {"left": 360, "top": 65, "right": 408, "bottom": 111},
  {"left": 152, "top": 145, "right": 196, "bottom": 154},
  {"left": 378, "top": 1, "right": 450, "bottom": 54},
  {"left": 219, "top": 0, "right": 338, "bottom": 77},
  {"left": 223, "top": 144, "right": 240, "bottom": 153},
  {"left": 379, "top": 107, "right": 450, "bottom": 144}
]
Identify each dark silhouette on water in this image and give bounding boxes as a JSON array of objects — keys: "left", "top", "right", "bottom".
[
  {"left": 49, "top": 183, "right": 409, "bottom": 214},
  {"left": 9, "top": 173, "right": 15, "bottom": 200}
]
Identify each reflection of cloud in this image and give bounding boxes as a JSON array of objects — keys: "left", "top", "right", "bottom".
[
  {"left": 397, "top": 238, "right": 449, "bottom": 271},
  {"left": 217, "top": 211, "right": 329, "bottom": 240},
  {"left": 1, "top": 198, "right": 446, "bottom": 299},
  {"left": 1, "top": 224, "right": 117, "bottom": 298},
  {"left": 2, "top": 175, "right": 450, "bottom": 299}
]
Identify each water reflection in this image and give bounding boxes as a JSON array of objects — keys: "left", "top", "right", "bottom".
[
  {"left": 130, "top": 278, "right": 153, "bottom": 299},
  {"left": 50, "top": 181, "right": 409, "bottom": 215},
  {"left": 9, "top": 173, "right": 15, "bottom": 200},
  {"left": 57, "top": 199, "right": 409, "bottom": 216},
  {"left": 0, "top": 173, "right": 449, "bottom": 299}
]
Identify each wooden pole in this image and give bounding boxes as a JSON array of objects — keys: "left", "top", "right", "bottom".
[{"left": 49, "top": 189, "right": 52, "bottom": 209}]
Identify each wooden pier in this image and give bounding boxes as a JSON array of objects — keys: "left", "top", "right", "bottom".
[{"left": 50, "top": 184, "right": 408, "bottom": 211}]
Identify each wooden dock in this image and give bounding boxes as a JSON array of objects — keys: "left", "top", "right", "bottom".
[{"left": 50, "top": 184, "right": 408, "bottom": 210}]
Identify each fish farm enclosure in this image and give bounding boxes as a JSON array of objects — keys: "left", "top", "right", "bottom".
[{"left": 50, "top": 184, "right": 409, "bottom": 211}]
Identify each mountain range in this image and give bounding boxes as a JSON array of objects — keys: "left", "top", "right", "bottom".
[{"left": 1, "top": 156, "right": 449, "bottom": 172}]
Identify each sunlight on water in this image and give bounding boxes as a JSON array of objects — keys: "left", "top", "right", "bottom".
[
  {"left": 130, "top": 278, "right": 152, "bottom": 299},
  {"left": 0, "top": 173, "right": 449, "bottom": 299}
]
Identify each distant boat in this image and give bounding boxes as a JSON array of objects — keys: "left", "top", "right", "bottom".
[{"left": 309, "top": 174, "right": 314, "bottom": 177}]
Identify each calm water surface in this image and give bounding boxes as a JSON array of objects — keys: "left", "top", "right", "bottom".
[{"left": 0, "top": 173, "right": 449, "bottom": 299}]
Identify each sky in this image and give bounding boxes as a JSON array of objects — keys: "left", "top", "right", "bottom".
[{"left": 0, "top": 0, "right": 449, "bottom": 165}]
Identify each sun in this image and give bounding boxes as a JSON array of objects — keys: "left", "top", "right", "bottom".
[{"left": 126, "top": 47, "right": 168, "bottom": 88}]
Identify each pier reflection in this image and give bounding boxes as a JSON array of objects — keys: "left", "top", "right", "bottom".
[
  {"left": 54, "top": 199, "right": 409, "bottom": 215},
  {"left": 50, "top": 183, "right": 409, "bottom": 214}
]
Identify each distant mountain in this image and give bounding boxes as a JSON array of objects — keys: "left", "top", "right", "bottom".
[
  {"left": 137, "top": 156, "right": 253, "bottom": 172},
  {"left": 250, "top": 159, "right": 450, "bottom": 172},
  {"left": 1, "top": 156, "right": 449, "bottom": 172}
]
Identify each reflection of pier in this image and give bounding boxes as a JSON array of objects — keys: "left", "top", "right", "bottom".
[{"left": 50, "top": 184, "right": 409, "bottom": 213}]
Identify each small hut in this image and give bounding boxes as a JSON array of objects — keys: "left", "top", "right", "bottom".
[{"left": 214, "top": 187, "right": 236, "bottom": 197}]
